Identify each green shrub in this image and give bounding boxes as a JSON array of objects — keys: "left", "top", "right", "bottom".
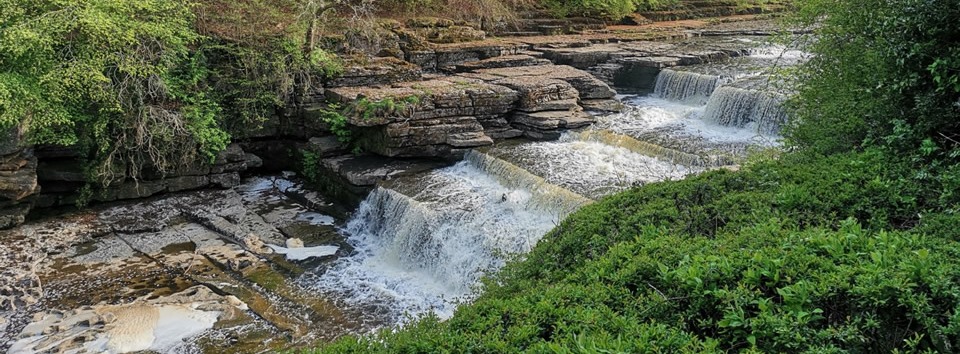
[
  {"left": 310, "top": 151, "right": 960, "bottom": 353},
  {"left": 540, "top": 0, "right": 677, "bottom": 19},
  {"left": 0, "top": 0, "right": 228, "bottom": 184}
]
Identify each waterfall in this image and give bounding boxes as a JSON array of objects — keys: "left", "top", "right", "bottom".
[
  {"left": 306, "top": 157, "right": 590, "bottom": 323},
  {"left": 653, "top": 69, "right": 723, "bottom": 104},
  {"left": 701, "top": 86, "right": 787, "bottom": 135},
  {"left": 463, "top": 150, "right": 593, "bottom": 213}
]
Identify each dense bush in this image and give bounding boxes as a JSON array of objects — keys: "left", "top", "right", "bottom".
[
  {"left": 541, "top": 0, "right": 678, "bottom": 19},
  {"left": 0, "top": 0, "right": 339, "bottom": 187},
  {"left": 312, "top": 151, "right": 960, "bottom": 353},
  {"left": 0, "top": 0, "right": 226, "bottom": 184}
]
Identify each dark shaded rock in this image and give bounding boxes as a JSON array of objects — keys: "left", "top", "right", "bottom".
[
  {"left": 37, "top": 160, "right": 85, "bottom": 182},
  {"left": 307, "top": 136, "right": 348, "bottom": 158},
  {"left": 244, "top": 153, "right": 263, "bottom": 169},
  {"left": 239, "top": 140, "right": 300, "bottom": 172},
  {"left": 0, "top": 127, "right": 21, "bottom": 156},
  {"left": 0, "top": 203, "right": 30, "bottom": 230},
  {"left": 166, "top": 175, "right": 210, "bottom": 192},
  {"left": 209, "top": 173, "right": 241, "bottom": 188},
  {"left": 101, "top": 180, "right": 167, "bottom": 201}
]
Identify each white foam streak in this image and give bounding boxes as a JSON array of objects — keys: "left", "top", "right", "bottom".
[{"left": 306, "top": 161, "right": 578, "bottom": 323}]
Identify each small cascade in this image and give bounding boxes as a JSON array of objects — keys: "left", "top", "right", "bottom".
[
  {"left": 306, "top": 157, "right": 590, "bottom": 323},
  {"left": 485, "top": 136, "right": 696, "bottom": 199},
  {"left": 572, "top": 130, "right": 719, "bottom": 166},
  {"left": 701, "top": 86, "right": 788, "bottom": 135},
  {"left": 653, "top": 69, "right": 724, "bottom": 104},
  {"left": 464, "top": 150, "right": 593, "bottom": 213}
]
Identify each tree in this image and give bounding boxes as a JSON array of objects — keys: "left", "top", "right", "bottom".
[{"left": 0, "top": 0, "right": 228, "bottom": 185}]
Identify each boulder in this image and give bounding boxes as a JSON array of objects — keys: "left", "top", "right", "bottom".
[
  {"left": 491, "top": 77, "right": 580, "bottom": 112},
  {"left": 0, "top": 151, "right": 38, "bottom": 201}
]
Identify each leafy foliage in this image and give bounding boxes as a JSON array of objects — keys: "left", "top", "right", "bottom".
[
  {"left": 787, "top": 0, "right": 960, "bottom": 160},
  {"left": 542, "top": 0, "right": 678, "bottom": 19},
  {"left": 0, "top": 0, "right": 344, "bottom": 187},
  {"left": 0, "top": 0, "right": 228, "bottom": 183},
  {"left": 312, "top": 152, "right": 960, "bottom": 353}
]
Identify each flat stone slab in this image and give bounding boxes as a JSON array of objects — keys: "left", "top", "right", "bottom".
[
  {"left": 452, "top": 55, "right": 552, "bottom": 72},
  {"left": 326, "top": 78, "right": 519, "bottom": 126},
  {"left": 463, "top": 64, "right": 617, "bottom": 99},
  {"left": 321, "top": 155, "right": 449, "bottom": 186},
  {"left": 326, "top": 57, "right": 423, "bottom": 88}
]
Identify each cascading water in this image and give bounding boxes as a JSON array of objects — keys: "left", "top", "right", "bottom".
[
  {"left": 304, "top": 157, "right": 588, "bottom": 325},
  {"left": 485, "top": 134, "right": 696, "bottom": 198},
  {"left": 653, "top": 69, "right": 724, "bottom": 105},
  {"left": 572, "top": 130, "right": 715, "bottom": 167},
  {"left": 303, "top": 35, "right": 808, "bottom": 337},
  {"left": 463, "top": 150, "right": 593, "bottom": 213},
  {"left": 701, "top": 86, "right": 788, "bottom": 135}
]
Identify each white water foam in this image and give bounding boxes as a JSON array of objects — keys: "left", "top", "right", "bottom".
[
  {"left": 489, "top": 134, "right": 696, "bottom": 199},
  {"left": 268, "top": 244, "right": 340, "bottom": 261},
  {"left": 601, "top": 96, "right": 781, "bottom": 145},
  {"left": 304, "top": 161, "right": 576, "bottom": 324}
]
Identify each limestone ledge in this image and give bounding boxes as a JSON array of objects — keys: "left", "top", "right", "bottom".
[
  {"left": 33, "top": 144, "right": 262, "bottom": 209},
  {"left": 326, "top": 63, "right": 616, "bottom": 156},
  {"left": 0, "top": 127, "right": 38, "bottom": 230}
]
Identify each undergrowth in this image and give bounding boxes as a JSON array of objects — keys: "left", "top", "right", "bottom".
[{"left": 310, "top": 150, "right": 960, "bottom": 353}]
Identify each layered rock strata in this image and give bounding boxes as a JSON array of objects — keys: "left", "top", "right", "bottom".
[{"left": 0, "top": 127, "right": 38, "bottom": 230}]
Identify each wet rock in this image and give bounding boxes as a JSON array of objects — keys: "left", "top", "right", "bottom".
[
  {"left": 581, "top": 99, "right": 625, "bottom": 113},
  {"left": 8, "top": 286, "right": 238, "bottom": 354},
  {"left": 209, "top": 173, "right": 241, "bottom": 188}
]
